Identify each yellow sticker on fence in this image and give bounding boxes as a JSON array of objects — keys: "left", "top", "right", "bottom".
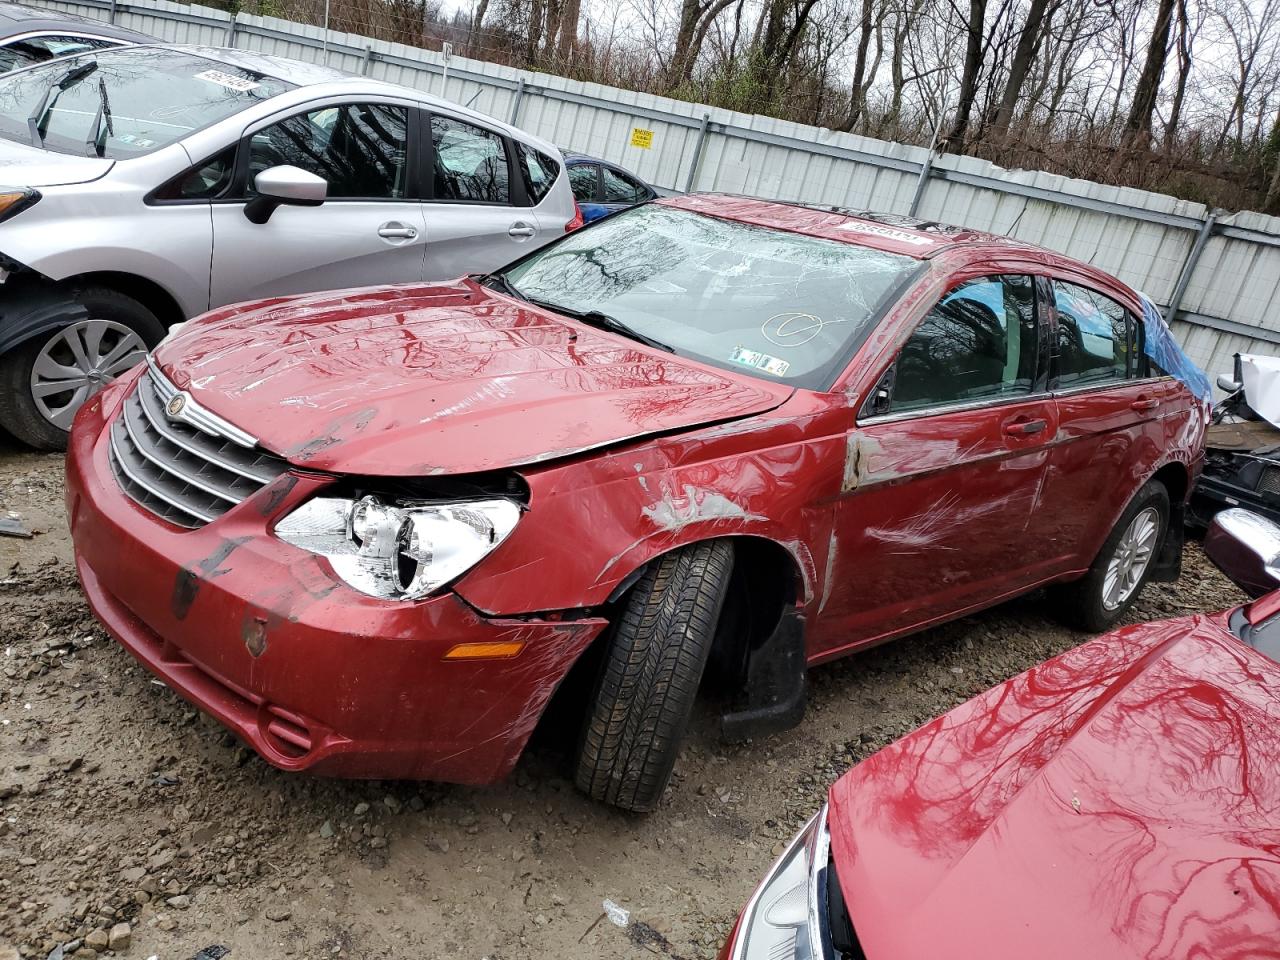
[{"left": 630, "top": 127, "right": 654, "bottom": 149}]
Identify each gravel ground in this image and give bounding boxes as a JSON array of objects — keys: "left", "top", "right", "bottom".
[{"left": 0, "top": 436, "right": 1246, "bottom": 960}]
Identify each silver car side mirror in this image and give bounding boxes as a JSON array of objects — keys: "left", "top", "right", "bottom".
[
  {"left": 1203, "top": 508, "right": 1280, "bottom": 598},
  {"left": 244, "top": 165, "right": 327, "bottom": 225},
  {"left": 1217, "top": 374, "right": 1243, "bottom": 393}
]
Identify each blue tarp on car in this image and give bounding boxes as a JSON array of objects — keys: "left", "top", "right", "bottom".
[{"left": 1139, "top": 293, "right": 1212, "bottom": 404}]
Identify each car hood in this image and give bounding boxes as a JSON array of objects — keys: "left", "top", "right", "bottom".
[
  {"left": 0, "top": 137, "right": 114, "bottom": 186},
  {"left": 828, "top": 615, "right": 1280, "bottom": 960},
  {"left": 153, "top": 280, "right": 793, "bottom": 476}
]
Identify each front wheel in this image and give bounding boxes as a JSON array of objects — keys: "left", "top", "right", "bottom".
[
  {"left": 575, "top": 540, "right": 734, "bottom": 812},
  {"left": 1051, "top": 480, "right": 1170, "bottom": 632},
  {"left": 0, "top": 287, "right": 162, "bottom": 450}
]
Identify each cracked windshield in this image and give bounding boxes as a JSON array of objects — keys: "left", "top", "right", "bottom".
[{"left": 503, "top": 203, "right": 921, "bottom": 388}]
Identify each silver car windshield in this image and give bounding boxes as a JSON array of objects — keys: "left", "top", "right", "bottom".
[
  {"left": 502, "top": 204, "right": 922, "bottom": 390},
  {"left": 0, "top": 46, "right": 293, "bottom": 158}
]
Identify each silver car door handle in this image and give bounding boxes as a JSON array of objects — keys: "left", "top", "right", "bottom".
[
  {"left": 377, "top": 222, "right": 419, "bottom": 240},
  {"left": 508, "top": 223, "right": 537, "bottom": 239}
]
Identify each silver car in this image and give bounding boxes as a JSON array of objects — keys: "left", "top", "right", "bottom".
[{"left": 0, "top": 44, "right": 578, "bottom": 448}]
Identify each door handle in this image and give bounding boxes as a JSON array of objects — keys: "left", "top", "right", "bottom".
[
  {"left": 1004, "top": 418, "right": 1047, "bottom": 437},
  {"left": 1130, "top": 398, "right": 1160, "bottom": 412},
  {"left": 508, "top": 223, "right": 537, "bottom": 239},
  {"left": 377, "top": 222, "right": 418, "bottom": 241}
]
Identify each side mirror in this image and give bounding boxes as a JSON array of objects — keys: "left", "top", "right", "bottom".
[
  {"left": 1203, "top": 508, "right": 1280, "bottom": 598},
  {"left": 243, "top": 165, "right": 327, "bottom": 225},
  {"left": 1217, "top": 374, "right": 1243, "bottom": 394}
]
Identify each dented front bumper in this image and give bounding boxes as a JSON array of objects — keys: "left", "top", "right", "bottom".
[{"left": 65, "top": 385, "right": 606, "bottom": 785}]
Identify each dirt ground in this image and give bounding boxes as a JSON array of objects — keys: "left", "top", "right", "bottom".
[{"left": 0, "top": 433, "right": 1246, "bottom": 960}]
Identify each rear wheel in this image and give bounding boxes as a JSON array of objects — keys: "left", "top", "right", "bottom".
[
  {"left": 1051, "top": 480, "right": 1169, "bottom": 632},
  {"left": 575, "top": 540, "right": 734, "bottom": 812},
  {"left": 0, "top": 287, "right": 161, "bottom": 450}
]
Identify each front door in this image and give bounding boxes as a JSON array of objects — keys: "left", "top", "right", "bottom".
[
  {"left": 210, "top": 101, "right": 427, "bottom": 308},
  {"left": 813, "top": 274, "right": 1058, "bottom": 657}
]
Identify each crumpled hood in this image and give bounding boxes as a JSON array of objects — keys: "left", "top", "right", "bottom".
[
  {"left": 828, "top": 616, "right": 1280, "bottom": 960},
  {"left": 0, "top": 137, "right": 114, "bottom": 187},
  {"left": 154, "top": 280, "right": 792, "bottom": 475}
]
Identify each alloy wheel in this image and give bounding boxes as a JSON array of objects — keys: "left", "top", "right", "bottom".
[
  {"left": 29, "top": 319, "right": 147, "bottom": 430},
  {"left": 1101, "top": 505, "right": 1161, "bottom": 611}
]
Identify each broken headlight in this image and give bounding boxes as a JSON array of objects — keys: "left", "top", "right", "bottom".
[
  {"left": 275, "top": 495, "right": 520, "bottom": 600},
  {"left": 729, "top": 805, "right": 831, "bottom": 960}
]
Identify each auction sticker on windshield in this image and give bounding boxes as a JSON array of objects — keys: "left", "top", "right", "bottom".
[
  {"left": 730, "top": 346, "right": 790, "bottom": 377},
  {"left": 193, "top": 69, "right": 260, "bottom": 92}
]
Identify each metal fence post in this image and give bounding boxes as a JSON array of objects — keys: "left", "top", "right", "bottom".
[
  {"left": 683, "top": 113, "right": 711, "bottom": 194},
  {"left": 1164, "top": 210, "right": 1219, "bottom": 326},
  {"left": 509, "top": 77, "right": 525, "bottom": 125},
  {"left": 225, "top": 12, "right": 237, "bottom": 45},
  {"left": 908, "top": 148, "right": 935, "bottom": 217},
  {"left": 440, "top": 42, "right": 452, "bottom": 96},
  {"left": 107, "top": 0, "right": 117, "bottom": 24},
  {"left": 360, "top": 46, "right": 374, "bottom": 75},
  {"left": 908, "top": 109, "right": 946, "bottom": 217}
]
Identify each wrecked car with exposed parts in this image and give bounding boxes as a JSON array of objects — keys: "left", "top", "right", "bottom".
[{"left": 65, "top": 195, "right": 1206, "bottom": 812}]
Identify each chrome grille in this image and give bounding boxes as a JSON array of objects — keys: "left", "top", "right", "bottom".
[{"left": 108, "top": 363, "right": 289, "bottom": 528}]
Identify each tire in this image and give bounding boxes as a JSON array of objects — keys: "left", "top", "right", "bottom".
[
  {"left": 575, "top": 540, "right": 735, "bottom": 812},
  {"left": 1051, "top": 480, "right": 1170, "bottom": 632},
  {"left": 0, "top": 286, "right": 163, "bottom": 450}
]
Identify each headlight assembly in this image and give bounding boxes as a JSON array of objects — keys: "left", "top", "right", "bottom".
[
  {"left": 275, "top": 495, "right": 520, "bottom": 600},
  {"left": 730, "top": 805, "right": 831, "bottom": 960}
]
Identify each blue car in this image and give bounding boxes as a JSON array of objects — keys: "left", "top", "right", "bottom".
[{"left": 563, "top": 152, "right": 657, "bottom": 222}]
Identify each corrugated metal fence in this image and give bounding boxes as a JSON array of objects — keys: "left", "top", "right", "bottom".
[{"left": 25, "top": 0, "right": 1280, "bottom": 387}]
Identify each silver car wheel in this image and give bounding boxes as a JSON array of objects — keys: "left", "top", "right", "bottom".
[
  {"left": 1101, "top": 505, "right": 1161, "bottom": 611},
  {"left": 30, "top": 319, "right": 147, "bottom": 430}
]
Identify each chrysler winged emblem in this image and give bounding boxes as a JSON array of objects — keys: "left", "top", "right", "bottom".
[{"left": 166, "top": 393, "right": 188, "bottom": 419}]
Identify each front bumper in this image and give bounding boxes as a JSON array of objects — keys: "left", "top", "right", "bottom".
[{"left": 66, "top": 381, "right": 606, "bottom": 784}]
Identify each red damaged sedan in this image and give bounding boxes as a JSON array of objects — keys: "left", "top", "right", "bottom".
[
  {"left": 65, "top": 195, "right": 1204, "bottom": 811},
  {"left": 720, "top": 509, "right": 1280, "bottom": 959}
]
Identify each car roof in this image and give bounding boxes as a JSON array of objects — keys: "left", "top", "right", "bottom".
[
  {"left": 150, "top": 45, "right": 558, "bottom": 155},
  {"left": 0, "top": 1, "right": 153, "bottom": 41},
  {"left": 661, "top": 193, "right": 1133, "bottom": 298}
]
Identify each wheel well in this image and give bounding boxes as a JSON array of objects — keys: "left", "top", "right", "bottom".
[
  {"left": 705, "top": 536, "right": 803, "bottom": 693},
  {"left": 1152, "top": 462, "right": 1189, "bottom": 504},
  {"left": 529, "top": 535, "right": 804, "bottom": 752},
  {"left": 60, "top": 272, "right": 186, "bottom": 328}
]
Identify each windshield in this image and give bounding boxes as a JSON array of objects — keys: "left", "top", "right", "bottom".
[
  {"left": 502, "top": 204, "right": 922, "bottom": 389},
  {"left": 0, "top": 47, "right": 293, "bottom": 158}
]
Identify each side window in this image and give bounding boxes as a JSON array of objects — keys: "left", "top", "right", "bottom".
[
  {"left": 568, "top": 163, "right": 599, "bottom": 203},
  {"left": 602, "top": 166, "right": 647, "bottom": 203},
  {"left": 430, "top": 115, "right": 510, "bottom": 203},
  {"left": 516, "top": 141, "right": 559, "bottom": 205},
  {"left": 1053, "top": 281, "right": 1132, "bottom": 386},
  {"left": 891, "top": 275, "right": 1038, "bottom": 413},
  {"left": 247, "top": 103, "right": 408, "bottom": 199},
  {"left": 0, "top": 35, "right": 118, "bottom": 69},
  {"left": 153, "top": 146, "right": 236, "bottom": 201}
]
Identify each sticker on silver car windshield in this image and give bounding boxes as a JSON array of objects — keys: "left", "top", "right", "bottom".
[
  {"left": 730, "top": 346, "right": 790, "bottom": 377},
  {"left": 193, "top": 69, "right": 261, "bottom": 93}
]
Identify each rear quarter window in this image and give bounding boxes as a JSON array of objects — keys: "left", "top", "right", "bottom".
[{"left": 516, "top": 142, "right": 559, "bottom": 205}]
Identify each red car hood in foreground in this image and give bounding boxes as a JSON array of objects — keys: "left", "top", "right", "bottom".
[
  {"left": 829, "top": 615, "right": 1280, "bottom": 959},
  {"left": 152, "top": 280, "right": 792, "bottom": 476}
]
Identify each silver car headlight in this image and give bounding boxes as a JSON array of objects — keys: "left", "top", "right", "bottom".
[
  {"left": 275, "top": 495, "right": 520, "bottom": 600},
  {"left": 731, "top": 805, "right": 831, "bottom": 960}
]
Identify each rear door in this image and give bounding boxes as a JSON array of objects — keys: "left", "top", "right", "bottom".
[
  {"left": 599, "top": 165, "right": 651, "bottom": 216},
  {"left": 567, "top": 161, "right": 606, "bottom": 222},
  {"left": 420, "top": 112, "right": 548, "bottom": 279},
  {"left": 209, "top": 99, "right": 425, "bottom": 307},
  {"left": 816, "top": 273, "right": 1058, "bottom": 655},
  {"left": 1039, "top": 279, "right": 1181, "bottom": 568}
]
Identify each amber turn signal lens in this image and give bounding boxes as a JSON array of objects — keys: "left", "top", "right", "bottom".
[
  {"left": 442, "top": 641, "right": 527, "bottom": 660},
  {"left": 0, "top": 188, "right": 37, "bottom": 222}
]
